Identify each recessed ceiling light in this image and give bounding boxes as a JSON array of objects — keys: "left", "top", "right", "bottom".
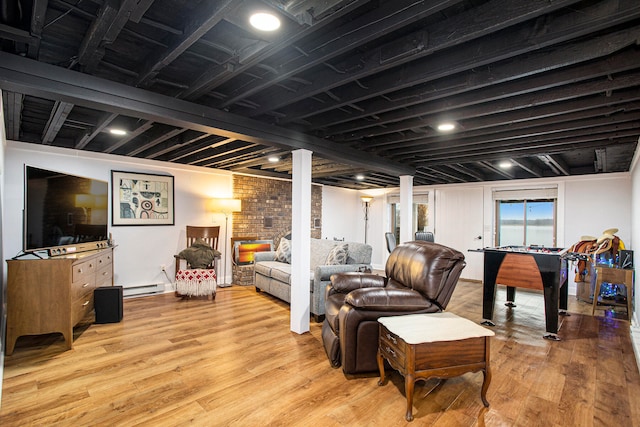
[
  {"left": 437, "top": 122, "right": 456, "bottom": 132},
  {"left": 250, "top": 12, "right": 280, "bottom": 31},
  {"left": 499, "top": 161, "right": 512, "bottom": 169},
  {"left": 355, "top": 174, "right": 365, "bottom": 181},
  {"left": 109, "top": 129, "right": 127, "bottom": 136},
  {"left": 268, "top": 156, "right": 280, "bottom": 163}
]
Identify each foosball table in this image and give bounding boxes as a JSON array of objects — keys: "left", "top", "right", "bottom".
[{"left": 476, "top": 246, "right": 568, "bottom": 340}]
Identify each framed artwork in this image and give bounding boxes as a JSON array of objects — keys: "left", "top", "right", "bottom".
[
  {"left": 111, "top": 170, "right": 175, "bottom": 226},
  {"left": 233, "top": 240, "right": 274, "bottom": 265}
]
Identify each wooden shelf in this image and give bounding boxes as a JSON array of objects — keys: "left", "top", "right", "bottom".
[{"left": 591, "top": 265, "right": 634, "bottom": 320}]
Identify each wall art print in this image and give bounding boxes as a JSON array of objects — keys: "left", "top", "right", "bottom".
[{"left": 111, "top": 170, "right": 175, "bottom": 226}]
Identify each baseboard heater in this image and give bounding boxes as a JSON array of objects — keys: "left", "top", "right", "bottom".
[{"left": 122, "top": 283, "right": 165, "bottom": 298}]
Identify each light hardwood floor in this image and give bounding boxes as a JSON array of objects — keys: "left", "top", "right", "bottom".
[{"left": 2, "top": 280, "right": 639, "bottom": 426}]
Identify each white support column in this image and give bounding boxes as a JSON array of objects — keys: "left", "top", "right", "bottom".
[
  {"left": 290, "top": 149, "right": 312, "bottom": 334},
  {"left": 399, "top": 175, "right": 414, "bottom": 244}
]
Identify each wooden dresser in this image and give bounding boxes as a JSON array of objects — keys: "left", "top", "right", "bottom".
[{"left": 6, "top": 247, "right": 114, "bottom": 355}]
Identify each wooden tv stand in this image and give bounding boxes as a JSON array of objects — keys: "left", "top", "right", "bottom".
[{"left": 5, "top": 247, "right": 114, "bottom": 355}]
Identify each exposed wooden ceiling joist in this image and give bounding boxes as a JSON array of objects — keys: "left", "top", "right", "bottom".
[
  {"left": 0, "top": 52, "right": 414, "bottom": 177},
  {"left": 1, "top": 0, "right": 638, "bottom": 189}
]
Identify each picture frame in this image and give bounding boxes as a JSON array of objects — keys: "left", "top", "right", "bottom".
[
  {"left": 233, "top": 240, "right": 274, "bottom": 265},
  {"left": 111, "top": 170, "right": 175, "bottom": 226}
]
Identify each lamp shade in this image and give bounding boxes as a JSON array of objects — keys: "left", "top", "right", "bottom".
[
  {"left": 360, "top": 196, "right": 373, "bottom": 203},
  {"left": 209, "top": 198, "right": 242, "bottom": 214}
]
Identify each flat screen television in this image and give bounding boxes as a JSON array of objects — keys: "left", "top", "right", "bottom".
[{"left": 23, "top": 165, "right": 109, "bottom": 256}]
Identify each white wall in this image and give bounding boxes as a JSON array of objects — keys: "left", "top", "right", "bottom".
[
  {"left": 321, "top": 186, "right": 359, "bottom": 242},
  {"left": 321, "top": 186, "right": 396, "bottom": 270},
  {"left": 564, "top": 177, "right": 632, "bottom": 247},
  {"left": 434, "top": 175, "right": 631, "bottom": 259},
  {"left": 3, "top": 141, "right": 234, "bottom": 290},
  {"left": 0, "top": 90, "right": 6, "bottom": 403},
  {"left": 434, "top": 185, "right": 485, "bottom": 279},
  {"left": 629, "top": 143, "right": 640, "bottom": 364}
]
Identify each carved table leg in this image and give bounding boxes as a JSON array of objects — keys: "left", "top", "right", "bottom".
[
  {"left": 405, "top": 374, "right": 415, "bottom": 422},
  {"left": 481, "top": 369, "right": 491, "bottom": 407},
  {"left": 377, "top": 349, "right": 386, "bottom": 386},
  {"left": 480, "top": 336, "right": 491, "bottom": 407}
]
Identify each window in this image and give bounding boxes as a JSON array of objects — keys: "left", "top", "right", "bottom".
[
  {"left": 388, "top": 193, "right": 429, "bottom": 241},
  {"left": 493, "top": 188, "right": 557, "bottom": 247}
]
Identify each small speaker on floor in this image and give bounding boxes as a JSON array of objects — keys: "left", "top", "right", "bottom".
[{"left": 94, "top": 286, "right": 123, "bottom": 323}]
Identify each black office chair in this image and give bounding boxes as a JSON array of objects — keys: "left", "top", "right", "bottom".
[
  {"left": 415, "top": 231, "right": 434, "bottom": 242},
  {"left": 385, "top": 232, "right": 397, "bottom": 253}
]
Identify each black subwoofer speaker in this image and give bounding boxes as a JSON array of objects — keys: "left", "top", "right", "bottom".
[{"left": 94, "top": 286, "right": 123, "bottom": 323}]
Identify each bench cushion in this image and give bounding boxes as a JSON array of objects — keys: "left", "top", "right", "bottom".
[{"left": 378, "top": 312, "right": 494, "bottom": 344}]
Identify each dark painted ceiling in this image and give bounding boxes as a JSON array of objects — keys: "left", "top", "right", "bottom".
[{"left": 1, "top": 0, "right": 639, "bottom": 189}]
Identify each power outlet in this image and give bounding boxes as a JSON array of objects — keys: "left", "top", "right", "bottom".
[{"left": 160, "top": 264, "right": 166, "bottom": 272}]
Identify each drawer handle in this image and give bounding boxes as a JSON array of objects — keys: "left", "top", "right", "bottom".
[
  {"left": 102, "top": 271, "right": 108, "bottom": 276},
  {"left": 78, "top": 268, "right": 83, "bottom": 274},
  {"left": 386, "top": 333, "right": 397, "bottom": 344},
  {"left": 82, "top": 301, "right": 90, "bottom": 307},
  {"left": 82, "top": 283, "right": 89, "bottom": 288},
  {"left": 385, "top": 346, "right": 396, "bottom": 357}
]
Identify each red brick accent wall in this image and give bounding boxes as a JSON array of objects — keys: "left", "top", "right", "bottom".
[{"left": 232, "top": 175, "right": 322, "bottom": 242}]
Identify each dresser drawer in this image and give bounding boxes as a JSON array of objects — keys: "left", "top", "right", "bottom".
[
  {"left": 72, "top": 292, "right": 94, "bottom": 325},
  {"left": 379, "top": 325, "right": 406, "bottom": 368},
  {"left": 96, "top": 266, "right": 113, "bottom": 288},
  {"left": 71, "top": 278, "right": 94, "bottom": 300},
  {"left": 72, "top": 258, "right": 97, "bottom": 283},
  {"left": 96, "top": 251, "right": 113, "bottom": 269}
]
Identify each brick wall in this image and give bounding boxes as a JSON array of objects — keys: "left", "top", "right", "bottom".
[
  {"left": 232, "top": 264, "right": 255, "bottom": 286},
  {"left": 232, "top": 175, "right": 322, "bottom": 242},
  {"left": 231, "top": 175, "right": 322, "bottom": 286}
]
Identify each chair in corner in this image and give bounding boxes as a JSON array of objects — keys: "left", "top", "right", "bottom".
[
  {"left": 415, "top": 231, "right": 435, "bottom": 242},
  {"left": 174, "top": 226, "right": 221, "bottom": 300}
]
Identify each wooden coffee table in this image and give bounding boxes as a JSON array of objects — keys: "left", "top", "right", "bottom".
[{"left": 377, "top": 313, "right": 495, "bottom": 422}]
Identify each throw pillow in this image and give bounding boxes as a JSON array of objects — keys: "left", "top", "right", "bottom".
[
  {"left": 326, "top": 243, "right": 348, "bottom": 265},
  {"left": 276, "top": 237, "right": 291, "bottom": 263}
]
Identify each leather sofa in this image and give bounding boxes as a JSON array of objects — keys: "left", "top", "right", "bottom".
[{"left": 322, "top": 240, "right": 466, "bottom": 374}]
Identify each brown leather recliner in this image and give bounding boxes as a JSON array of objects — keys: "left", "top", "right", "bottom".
[{"left": 321, "top": 241, "right": 466, "bottom": 375}]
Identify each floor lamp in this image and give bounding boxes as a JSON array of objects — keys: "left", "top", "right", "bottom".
[
  {"left": 361, "top": 196, "right": 373, "bottom": 244},
  {"left": 209, "top": 198, "right": 242, "bottom": 287}
]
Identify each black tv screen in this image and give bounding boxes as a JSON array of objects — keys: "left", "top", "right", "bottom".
[{"left": 24, "top": 165, "right": 109, "bottom": 253}]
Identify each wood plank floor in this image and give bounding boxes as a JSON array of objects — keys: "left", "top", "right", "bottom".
[{"left": 2, "top": 280, "right": 639, "bottom": 426}]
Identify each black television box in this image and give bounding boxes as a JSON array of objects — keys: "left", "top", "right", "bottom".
[{"left": 94, "top": 286, "right": 123, "bottom": 323}]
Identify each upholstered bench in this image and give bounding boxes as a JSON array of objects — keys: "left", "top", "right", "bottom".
[{"left": 377, "top": 312, "right": 495, "bottom": 421}]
